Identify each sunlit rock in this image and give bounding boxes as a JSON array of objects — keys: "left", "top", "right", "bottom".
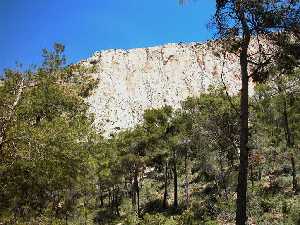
[{"left": 79, "top": 41, "right": 253, "bottom": 136}]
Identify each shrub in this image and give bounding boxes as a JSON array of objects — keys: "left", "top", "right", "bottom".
[{"left": 141, "top": 213, "right": 178, "bottom": 225}]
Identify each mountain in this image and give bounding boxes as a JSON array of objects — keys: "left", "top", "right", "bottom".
[{"left": 79, "top": 41, "right": 248, "bottom": 136}]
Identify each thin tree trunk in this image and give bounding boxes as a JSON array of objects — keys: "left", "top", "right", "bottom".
[
  {"left": 133, "top": 169, "right": 140, "bottom": 215},
  {"left": 220, "top": 159, "right": 229, "bottom": 200},
  {"left": 282, "top": 94, "right": 292, "bottom": 147},
  {"left": 281, "top": 89, "right": 297, "bottom": 193},
  {"left": 65, "top": 214, "right": 68, "bottom": 225},
  {"left": 131, "top": 179, "right": 136, "bottom": 210},
  {"left": 109, "top": 190, "right": 112, "bottom": 208},
  {"left": 258, "top": 167, "right": 262, "bottom": 181},
  {"left": 84, "top": 190, "right": 88, "bottom": 225},
  {"left": 163, "top": 161, "right": 169, "bottom": 209},
  {"left": 115, "top": 186, "right": 120, "bottom": 216},
  {"left": 224, "top": 173, "right": 229, "bottom": 201},
  {"left": 236, "top": 11, "right": 251, "bottom": 224},
  {"left": 291, "top": 155, "right": 297, "bottom": 193},
  {"left": 136, "top": 181, "right": 140, "bottom": 216},
  {"left": 173, "top": 149, "right": 178, "bottom": 209},
  {"left": 111, "top": 187, "right": 115, "bottom": 212},
  {"left": 100, "top": 192, "right": 104, "bottom": 207},
  {"left": 250, "top": 165, "right": 254, "bottom": 190},
  {"left": 184, "top": 151, "right": 190, "bottom": 208}
]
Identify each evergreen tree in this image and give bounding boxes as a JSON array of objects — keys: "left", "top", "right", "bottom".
[
  {"left": 211, "top": 1, "right": 300, "bottom": 224},
  {"left": 0, "top": 43, "right": 99, "bottom": 223}
]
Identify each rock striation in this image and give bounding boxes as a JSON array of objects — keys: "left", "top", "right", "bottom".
[{"left": 80, "top": 41, "right": 246, "bottom": 136}]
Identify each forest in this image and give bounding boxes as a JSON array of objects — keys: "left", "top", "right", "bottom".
[{"left": 0, "top": 1, "right": 300, "bottom": 225}]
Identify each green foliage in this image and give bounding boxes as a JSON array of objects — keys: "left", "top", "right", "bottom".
[
  {"left": 141, "top": 213, "right": 178, "bottom": 225},
  {"left": 0, "top": 43, "right": 99, "bottom": 223},
  {"left": 1, "top": 36, "right": 300, "bottom": 225}
]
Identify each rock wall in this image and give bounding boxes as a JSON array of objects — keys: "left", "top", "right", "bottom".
[{"left": 80, "top": 41, "right": 244, "bottom": 136}]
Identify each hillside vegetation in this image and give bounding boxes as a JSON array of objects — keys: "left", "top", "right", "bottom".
[
  {"left": 1, "top": 1, "right": 300, "bottom": 224},
  {"left": 0, "top": 42, "right": 299, "bottom": 225}
]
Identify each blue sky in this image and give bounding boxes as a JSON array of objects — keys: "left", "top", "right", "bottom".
[{"left": 0, "top": 0, "right": 215, "bottom": 74}]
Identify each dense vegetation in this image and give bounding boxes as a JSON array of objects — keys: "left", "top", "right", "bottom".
[
  {"left": 1, "top": 1, "right": 300, "bottom": 224},
  {"left": 0, "top": 42, "right": 299, "bottom": 224}
]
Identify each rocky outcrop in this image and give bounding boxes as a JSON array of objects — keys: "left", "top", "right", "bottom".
[{"left": 80, "top": 41, "right": 246, "bottom": 136}]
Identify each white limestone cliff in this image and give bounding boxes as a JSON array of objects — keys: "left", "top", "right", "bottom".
[{"left": 80, "top": 41, "right": 247, "bottom": 136}]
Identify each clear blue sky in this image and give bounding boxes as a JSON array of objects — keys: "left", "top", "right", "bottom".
[{"left": 0, "top": 0, "right": 215, "bottom": 74}]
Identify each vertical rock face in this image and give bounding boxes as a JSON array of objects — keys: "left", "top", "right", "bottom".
[{"left": 80, "top": 41, "right": 244, "bottom": 135}]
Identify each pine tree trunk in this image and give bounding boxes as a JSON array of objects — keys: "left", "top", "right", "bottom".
[
  {"left": 111, "top": 187, "right": 115, "bottom": 211},
  {"left": 282, "top": 93, "right": 292, "bottom": 147},
  {"left": 133, "top": 169, "right": 140, "bottom": 215},
  {"left": 291, "top": 156, "right": 297, "bottom": 193},
  {"left": 258, "top": 167, "right": 262, "bottom": 181},
  {"left": 235, "top": 21, "right": 250, "bottom": 225},
  {"left": 173, "top": 149, "right": 178, "bottom": 209},
  {"left": 184, "top": 152, "right": 190, "bottom": 208},
  {"left": 84, "top": 190, "right": 88, "bottom": 225},
  {"left": 163, "top": 161, "right": 169, "bottom": 209},
  {"left": 281, "top": 91, "right": 297, "bottom": 193},
  {"left": 115, "top": 187, "right": 120, "bottom": 216},
  {"left": 250, "top": 165, "right": 254, "bottom": 190},
  {"left": 100, "top": 192, "right": 104, "bottom": 207},
  {"left": 65, "top": 214, "right": 68, "bottom": 225},
  {"left": 137, "top": 183, "right": 140, "bottom": 216},
  {"left": 109, "top": 190, "right": 112, "bottom": 208}
]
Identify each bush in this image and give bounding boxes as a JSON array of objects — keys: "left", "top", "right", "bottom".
[
  {"left": 141, "top": 213, "right": 178, "bottom": 225},
  {"left": 204, "top": 220, "right": 219, "bottom": 225},
  {"left": 286, "top": 206, "right": 300, "bottom": 225},
  {"left": 260, "top": 199, "right": 274, "bottom": 213},
  {"left": 143, "top": 199, "right": 165, "bottom": 214},
  {"left": 119, "top": 198, "right": 140, "bottom": 225},
  {"left": 178, "top": 209, "right": 196, "bottom": 225},
  {"left": 284, "top": 198, "right": 300, "bottom": 225}
]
